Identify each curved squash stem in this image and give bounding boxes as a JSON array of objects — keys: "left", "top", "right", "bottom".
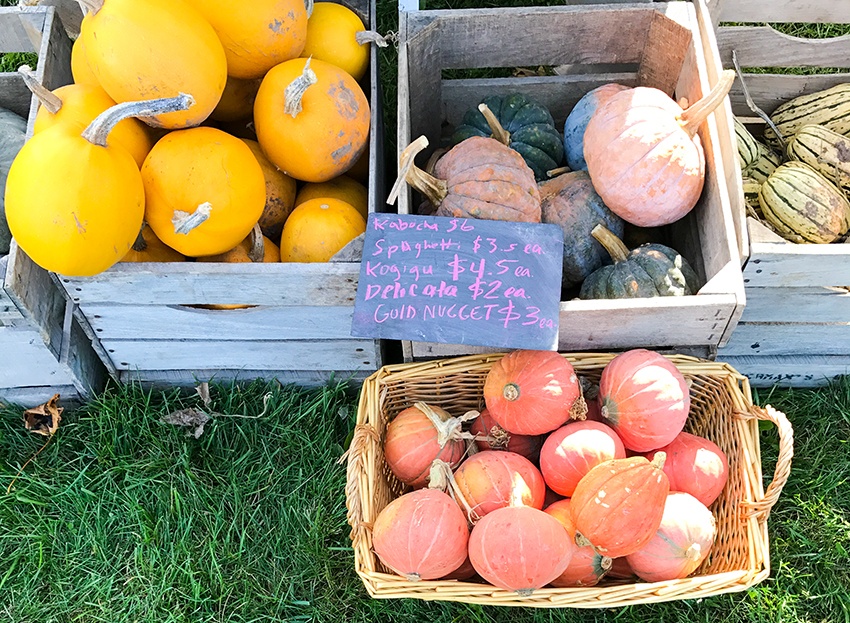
[
  {"left": 428, "top": 458, "right": 480, "bottom": 526},
  {"left": 355, "top": 30, "right": 389, "bottom": 47},
  {"left": 546, "top": 166, "right": 572, "bottom": 178},
  {"left": 82, "top": 93, "right": 194, "bottom": 147},
  {"left": 424, "top": 147, "right": 446, "bottom": 176},
  {"left": 131, "top": 227, "right": 148, "bottom": 252},
  {"left": 590, "top": 224, "right": 630, "bottom": 263},
  {"left": 685, "top": 543, "right": 702, "bottom": 562},
  {"left": 284, "top": 58, "right": 318, "bottom": 118},
  {"left": 387, "top": 135, "right": 448, "bottom": 206},
  {"left": 600, "top": 556, "right": 613, "bottom": 572},
  {"left": 732, "top": 50, "right": 787, "bottom": 149},
  {"left": 18, "top": 65, "right": 62, "bottom": 114},
  {"left": 680, "top": 69, "right": 736, "bottom": 138},
  {"left": 416, "top": 401, "right": 478, "bottom": 447},
  {"left": 478, "top": 103, "right": 511, "bottom": 146},
  {"left": 75, "top": 0, "right": 103, "bottom": 15},
  {"left": 173, "top": 202, "right": 212, "bottom": 235},
  {"left": 650, "top": 450, "right": 667, "bottom": 470},
  {"left": 247, "top": 224, "right": 265, "bottom": 262}
]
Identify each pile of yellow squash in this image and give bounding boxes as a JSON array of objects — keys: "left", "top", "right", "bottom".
[{"left": 4, "top": 0, "right": 372, "bottom": 277}]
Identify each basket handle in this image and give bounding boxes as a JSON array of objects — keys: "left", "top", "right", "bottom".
[
  {"left": 342, "top": 424, "right": 381, "bottom": 544},
  {"left": 737, "top": 405, "right": 794, "bottom": 523}
]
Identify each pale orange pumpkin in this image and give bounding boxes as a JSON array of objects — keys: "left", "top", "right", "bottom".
[
  {"left": 545, "top": 499, "right": 612, "bottom": 587},
  {"left": 279, "top": 198, "right": 365, "bottom": 262},
  {"left": 242, "top": 139, "right": 297, "bottom": 241},
  {"left": 453, "top": 450, "right": 546, "bottom": 519},
  {"left": 584, "top": 71, "right": 735, "bottom": 226},
  {"left": 254, "top": 57, "right": 370, "bottom": 182},
  {"left": 294, "top": 175, "right": 369, "bottom": 220},
  {"left": 142, "top": 127, "right": 266, "bottom": 257}
]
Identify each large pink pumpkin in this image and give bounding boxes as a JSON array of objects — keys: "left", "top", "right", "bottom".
[
  {"left": 583, "top": 71, "right": 735, "bottom": 227},
  {"left": 645, "top": 432, "right": 729, "bottom": 506}
]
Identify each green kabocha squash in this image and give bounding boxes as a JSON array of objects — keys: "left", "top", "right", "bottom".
[
  {"left": 0, "top": 106, "right": 27, "bottom": 255},
  {"left": 540, "top": 171, "right": 624, "bottom": 288},
  {"left": 786, "top": 124, "right": 850, "bottom": 195},
  {"left": 759, "top": 161, "right": 850, "bottom": 244},
  {"left": 747, "top": 143, "right": 782, "bottom": 184},
  {"left": 451, "top": 94, "right": 564, "bottom": 181},
  {"left": 579, "top": 225, "right": 699, "bottom": 299},
  {"left": 764, "top": 83, "right": 850, "bottom": 149},
  {"left": 735, "top": 117, "right": 761, "bottom": 173}
]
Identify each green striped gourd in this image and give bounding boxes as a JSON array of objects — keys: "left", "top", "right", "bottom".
[
  {"left": 735, "top": 117, "right": 760, "bottom": 172},
  {"left": 742, "top": 177, "right": 761, "bottom": 210},
  {"left": 747, "top": 144, "right": 782, "bottom": 184},
  {"left": 787, "top": 124, "right": 850, "bottom": 195},
  {"left": 764, "top": 83, "right": 850, "bottom": 149},
  {"left": 759, "top": 161, "right": 850, "bottom": 243}
]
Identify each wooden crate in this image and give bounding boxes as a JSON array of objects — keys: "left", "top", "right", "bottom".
[
  {"left": 5, "top": 0, "right": 386, "bottom": 389},
  {"left": 396, "top": 1, "right": 745, "bottom": 362},
  {"left": 0, "top": 6, "right": 105, "bottom": 406},
  {"left": 707, "top": 0, "right": 850, "bottom": 386}
]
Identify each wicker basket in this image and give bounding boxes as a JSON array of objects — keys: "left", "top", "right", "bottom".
[{"left": 345, "top": 353, "right": 794, "bottom": 608}]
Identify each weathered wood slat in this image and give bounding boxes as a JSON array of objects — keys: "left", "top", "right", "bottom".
[
  {"left": 119, "top": 368, "right": 373, "bottom": 389},
  {"left": 80, "top": 304, "right": 357, "bottom": 340},
  {"left": 0, "top": 74, "right": 33, "bottom": 118},
  {"left": 719, "top": 323, "right": 850, "bottom": 357},
  {"left": 726, "top": 75, "right": 850, "bottom": 119},
  {"left": 441, "top": 74, "right": 639, "bottom": 128},
  {"left": 744, "top": 243, "right": 850, "bottom": 287},
  {"left": 0, "top": 327, "right": 75, "bottom": 388},
  {"left": 60, "top": 262, "right": 361, "bottom": 306},
  {"left": 716, "top": 355, "right": 850, "bottom": 388},
  {"left": 712, "top": 0, "right": 850, "bottom": 25},
  {"left": 101, "top": 339, "right": 381, "bottom": 372},
  {"left": 0, "top": 385, "right": 81, "bottom": 407},
  {"left": 0, "top": 8, "right": 44, "bottom": 52},
  {"left": 739, "top": 287, "right": 850, "bottom": 323},
  {"left": 718, "top": 27, "right": 850, "bottom": 70}
]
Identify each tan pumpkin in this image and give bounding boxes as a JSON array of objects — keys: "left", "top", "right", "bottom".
[
  {"left": 390, "top": 135, "right": 541, "bottom": 222},
  {"left": 584, "top": 71, "right": 735, "bottom": 227},
  {"left": 210, "top": 76, "right": 261, "bottom": 123},
  {"left": 241, "top": 139, "right": 297, "bottom": 241},
  {"left": 142, "top": 127, "right": 266, "bottom": 257},
  {"left": 254, "top": 58, "right": 370, "bottom": 182}
]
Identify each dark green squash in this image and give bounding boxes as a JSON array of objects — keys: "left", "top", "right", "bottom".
[
  {"left": 540, "top": 171, "right": 624, "bottom": 288},
  {"left": 451, "top": 94, "right": 564, "bottom": 181},
  {"left": 579, "top": 225, "right": 699, "bottom": 299}
]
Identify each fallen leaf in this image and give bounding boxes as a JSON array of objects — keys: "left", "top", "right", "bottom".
[
  {"left": 161, "top": 408, "right": 211, "bottom": 439},
  {"left": 23, "top": 394, "right": 63, "bottom": 437},
  {"left": 195, "top": 382, "right": 212, "bottom": 408}
]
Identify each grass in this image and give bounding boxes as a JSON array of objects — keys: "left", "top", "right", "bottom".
[{"left": 1, "top": 378, "right": 849, "bottom": 623}]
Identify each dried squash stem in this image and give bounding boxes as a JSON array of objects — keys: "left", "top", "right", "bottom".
[
  {"left": 478, "top": 103, "right": 511, "bottom": 146},
  {"left": 131, "top": 227, "right": 147, "bottom": 252},
  {"left": 82, "top": 93, "right": 194, "bottom": 147},
  {"left": 247, "top": 224, "right": 264, "bottom": 262},
  {"left": 387, "top": 136, "right": 448, "bottom": 206},
  {"left": 355, "top": 30, "right": 389, "bottom": 47},
  {"left": 591, "top": 224, "right": 630, "bottom": 263},
  {"left": 173, "top": 202, "right": 212, "bottom": 235},
  {"left": 680, "top": 69, "right": 735, "bottom": 138},
  {"left": 18, "top": 65, "right": 62, "bottom": 114},
  {"left": 284, "top": 58, "right": 318, "bottom": 118}
]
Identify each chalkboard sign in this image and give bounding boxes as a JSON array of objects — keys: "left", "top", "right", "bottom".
[{"left": 351, "top": 214, "right": 564, "bottom": 350}]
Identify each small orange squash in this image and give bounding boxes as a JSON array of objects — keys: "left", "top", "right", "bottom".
[
  {"left": 21, "top": 66, "right": 152, "bottom": 167},
  {"left": 210, "top": 76, "right": 261, "bottom": 123},
  {"left": 242, "top": 139, "right": 297, "bottom": 241},
  {"left": 184, "top": 0, "right": 308, "bottom": 79},
  {"left": 255, "top": 58, "right": 370, "bottom": 182},
  {"left": 545, "top": 499, "right": 612, "bottom": 587},
  {"left": 5, "top": 94, "right": 192, "bottom": 276},
  {"left": 294, "top": 175, "right": 369, "bottom": 220},
  {"left": 483, "top": 350, "right": 584, "bottom": 436},
  {"left": 279, "top": 198, "right": 365, "bottom": 262},
  {"left": 584, "top": 71, "right": 735, "bottom": 227},
  {"left": 372, "top": 488, "right": 469, "bottom": 581},
  {"left": 643, "top": 432, "right": 728, "bottom": 507},
  {"left": 79, "top": 0, "right": 227, "bottom": 129},
  {"left": 196, "top": 225, "right": 280, "bottom": 264},
  {"left": 468, "top": 407, "right": 542, "bottom": 461},
  {"left": 570, "top": 453, "right": 670, "bottom": 559},
  {"left": 142, "top": 127, "right": 266, "bottom": 257},
  {"left": 121, "top": 224, "right": 185, "bottom": 263},
  {"left": 302, "top": 2, "right": 371, "bottom": 81},
  {"left": 70, "top": 26, "right": 99, "bottom": 87},
  {"left": 453, "top": 450, "right": 546, "bottom": 519}
]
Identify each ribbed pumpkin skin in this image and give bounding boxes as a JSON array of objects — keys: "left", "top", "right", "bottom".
[
  {"left": 184, "top": 0, "right": 308, "bottom": 79},
  {"left": 735, "top": 117, "right": 761, "bottom": 172},
  {"left": 142, "top": 127, "right": 266, "bottom": 257},
  {"left": 787, "top": 124, "right": 850, "bottom": 196},
  {"left": 584, "top": 87, "right": 705, "bottom": 227},
  {"left": 372, "top": 489, "right": 469, "bottom": 581},
  {"left": 483, "top": 350, "right": 582, "bottom": 436},
  {"left": 80, "top": 0, "right": 227, "bottom": 129},
  {"left": 383, "top": 404, "right": 467, "bottom": 488},
  {"left": 645, "top": 432, "right": 728, "bottom": 507},
  {"left": 121, "top": 225, "right": 185, "bottom": 263},
  {"left": 598, "top": 349, "right": 690, "bottom": 452},
  {"left": 570, "top": 455, "right": 670, "bottom": 558},
  {"left": 33, "top": 84, "right": 152, "bottom": 168},
  {"left": 451, "top": 93, "right": 564, "bottom": 181},
  {"left": 539, "top": 420, "right": 626, "bottom": 497},
  {"left": 764, "top": 83, "right": 850, "bottom": 150},
  {"left": 453, "top": 451, "right": 546, "bottom": 518},
  {"left": 433, "top": 136, "right": 541, "bottom": 222},
  {"left": 255, "top": 58, "right": 370, "bottom": 182},
  {"left": 545, "top": 499, "right": 611, "bottom": 587},
  {"left": 540, "top": 171, "right": 624, "bottom": 288},
  {"left": 626, "top": 492, "right": 716, "bottom": 583},
  {"left": 563, "top": 83, "right": 629, "bottom": 171},
  {"left": 469, "top": 505, "right": 573, "bottom": 594},
  {"left": 469, "top": 408, "right": 542, "bottom": 461},
  {"left": 759, "top": 161, "right": 850, "bottom": 244}
]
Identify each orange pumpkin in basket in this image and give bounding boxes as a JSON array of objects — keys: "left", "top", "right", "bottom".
[
  {"left": 468, "top": 407, "right": 542, "bottom": 461},
  {"left": 483, "top": 350, "right": 584, "bottom": 436},
  {"left": 545, "top": 499, "right": 612, "bottom": 587},
  {"left": 583, "top": 70, "right": 735, "bottom": 227},
  {"left": 121, "top": 224, "right": 185, "bottom": 263},
  {"left": 453, "top": 450, "right": 546, "bottom": 519},
  {"left": 643, "top": 432, "right": 728, "bottom": 507}
]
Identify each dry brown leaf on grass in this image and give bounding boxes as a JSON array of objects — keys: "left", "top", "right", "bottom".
[
  {"left": 23, "top": 393, "right": 63, "bottom": 437},
  {"left": 160, "top": 383, "right": 273, "bottom": 438}
]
